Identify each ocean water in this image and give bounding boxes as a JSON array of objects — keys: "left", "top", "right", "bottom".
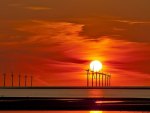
[{"left": 0, "top": 88, "right": 150, "bottom": 98}]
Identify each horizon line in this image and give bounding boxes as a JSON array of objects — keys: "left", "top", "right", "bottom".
[{"left": 0, "top": 86, "right": 150, "bottom": 89}]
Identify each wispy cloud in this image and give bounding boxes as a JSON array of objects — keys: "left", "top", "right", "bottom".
[
  {"left": 113, "top": 19, "right": 150, "bottom": 25},
  {"left": 25, "top": 6, "right": 51, "bottom": 11},
  {"left": 0, "top": 20, "right": 150, "bottom": 86},
  {"left": 8, "top": 3, "right": 51, "bottom": 11},
  {"left": 8, "top": 3, "right": 22, "bottom": 7},
  {"left": 112, "top": 27, "right": 126, "bottom": 31}
]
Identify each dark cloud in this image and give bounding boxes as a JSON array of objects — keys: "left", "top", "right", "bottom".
[
  {"left": 78, "top": 18, "right": 150, "bottom": 42},
  {"left": 1, "top": 0, "right": 150, "bottom": 42}
]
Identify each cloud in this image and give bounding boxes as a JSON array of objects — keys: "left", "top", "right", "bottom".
[
  {"left": 112, "top": 27, "right": 126, "bottom": 31},
  {"left": 4, "top": 1, "right": 150, "bottom": 42},
  {"left": 78, "top": 17, "right": 150, "bottom": 42},
  {"left": 8, "top": 3, "right": 22, "bottom": 7},
  {"left": 25, "top": 6, "right": 51, "bottom": 11},
  {"left": 113, "top": 19, "right": 150, "bottom": 25},
  {"left": 0, "top": 20, "right": 150, "bottom": 86}
]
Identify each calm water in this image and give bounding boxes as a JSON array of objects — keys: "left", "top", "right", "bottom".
[{"left": 0, "top": 88, "right": 150, "bottom": 98}]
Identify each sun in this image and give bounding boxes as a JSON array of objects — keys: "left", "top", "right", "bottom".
[
  {"left": 90, "top": 111, "right": 103, "bottom": 113},
  {"left": 90, "top": 60, "right": 103, "bottom": 72}
]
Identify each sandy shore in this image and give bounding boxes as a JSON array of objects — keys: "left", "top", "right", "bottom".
[{"left": 0, "top": 97, "right": 150, "bottom": 111}]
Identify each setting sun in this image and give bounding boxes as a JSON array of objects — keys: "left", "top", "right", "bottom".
[
  {"left": 90, "top": 111, "right": 103, "bottom": 113},
  {"left": 90, "top": 60, "right": 103, "bottom": 72}
]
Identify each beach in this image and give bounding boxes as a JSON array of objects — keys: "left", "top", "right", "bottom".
[{"left": 0, "top": 87, "right": 149, "bottom": 111}]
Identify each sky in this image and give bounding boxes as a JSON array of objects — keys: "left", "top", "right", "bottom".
[{"left": 0, "top": 0, "right": 150, "bottom": 86}]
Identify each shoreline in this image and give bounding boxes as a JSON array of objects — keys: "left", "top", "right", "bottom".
[{"left": 0, "top": 86, "right": 150, "bottom": 89}]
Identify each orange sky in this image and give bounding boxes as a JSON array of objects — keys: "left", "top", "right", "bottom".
[{"left": 0, "top": 0, "right": 150, "bottom": 86}]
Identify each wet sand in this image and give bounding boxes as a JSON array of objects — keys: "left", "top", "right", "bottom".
[
  {"left": 0, "top": 87, "right": 149, "bottom": 111},
  {"left": 0, "top": 97, "right": 150, "bottom": 111}
]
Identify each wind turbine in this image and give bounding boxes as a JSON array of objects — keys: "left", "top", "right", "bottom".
[
  {"left": 102, "top": 72, "right": 104, "bottom": 87},
  {"left": 3, "top": 73, "right": 6, "bottom": 87},
  {"left": 98, "top": 72, "right": 101, "bottom": 87},
  {"left": 95, "top": 71, "right": 98, "bottom": 87},
  {"left": 91, "top": 70, "right": 94, "bottom": 87},
  {"left": 105, "top": 73, "right": 107, "bottom": 87},
  {"left": 109, "top": 74, "right": 111, "bottom": 86},
  {"left": 18, "top": 73, "right": 21, "bottom": 87},
  {"left": 11, "top": 72, "right": 14, "bottom": 87},
  {"left": 86, "top": 69, "right": 90, "bottom": 87},
  {"left": 25, "top": 74, "right": 27, "bottom": 87},
  {"left": 30, "top": 75, "right": 33, "bottom": 87}
]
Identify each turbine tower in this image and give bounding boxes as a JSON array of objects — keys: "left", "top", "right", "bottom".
[
  {"left": 3, "top": 73, "right": 6, "bottom": 87},
  {"left": 96, "top": 72, "right": 98, "bottom": 87},
  {"left": 91, "top": 71, "right": 94, "bottom": 87},
  {"left": 86, "top": 69, "right": 90, "bottom": 87},
  {"left": 11, "top": 72, "right": 14, "bottom": 87},
  {"left": 98, "top": 72, "right": 101, "bottom": 87},
  {"left": 109, "top": 74, "right": 111, "bottom": 86},
  {"left": 30, "top": 75, "right": 33, "bottom": 87},
  {"left": 107, "top": 73, "right": 111, "bottom": 86},
  {"left": 25, "top": 74, "right": 27, "bottom": 87},
  {"left": 18, "top": 73, "right": 21, "bottom": 87},
  {"left": 102, "top": 72, "right": 104, "bottom": 87},
  {"left": 105, "top": 73, "right": 107, "bottom": 86}
]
